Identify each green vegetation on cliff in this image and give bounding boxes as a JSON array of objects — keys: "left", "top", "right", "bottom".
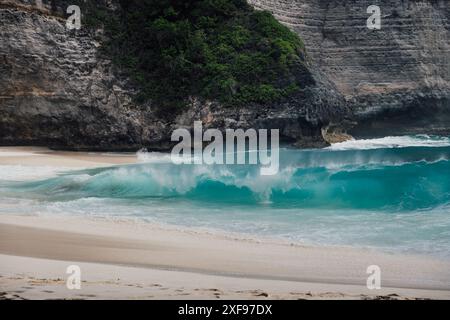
[{"left": 76, "top": 0, "right": 307, "bottom": 112}]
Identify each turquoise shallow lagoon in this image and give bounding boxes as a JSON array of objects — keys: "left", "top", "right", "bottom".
[{"left": 1, "top": 135, "right": 450, "bottom": 258}]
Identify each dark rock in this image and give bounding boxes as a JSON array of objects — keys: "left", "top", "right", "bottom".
[
  {"left": 3, "top": 0, "right": 448, "bottom": 151},
  {"left": 249, "top": 0, "right": 450, "bottom": 138},
  {"left": 0, "top": 1, "right": 349, "bottom": 151}
]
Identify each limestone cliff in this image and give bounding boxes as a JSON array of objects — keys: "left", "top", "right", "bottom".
[
  {"left": 249, "top": 0, "right": 450, "bottom": 137},
  {"left": 0, "top": 0, "right": 348, "bottom": 150},
  {"left": 1, "top": 0, "right": 449, "bottom": 151}
]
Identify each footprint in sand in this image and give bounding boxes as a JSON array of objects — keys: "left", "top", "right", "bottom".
[
  {"left": 78, "top": 294, "right": 97, "bottom": 298},
  {"left": 254, "top": 292, "right": 269, "bottom": 298}
]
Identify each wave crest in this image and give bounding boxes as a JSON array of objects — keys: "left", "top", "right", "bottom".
[{"left": 7, "top": 158, "right": 450, "bottom": 210}]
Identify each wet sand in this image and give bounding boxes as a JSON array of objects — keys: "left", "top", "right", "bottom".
[{"left": 1, "top": 147, "right": 450, "bottom": 300}]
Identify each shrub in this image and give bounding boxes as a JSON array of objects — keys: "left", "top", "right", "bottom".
[{"left": 73, "top": 0, "right": 307, "bottom": 112}]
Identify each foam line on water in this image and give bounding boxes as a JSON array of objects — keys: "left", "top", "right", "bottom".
[
  {"left": 0, "top": 165, "right": 77, "bottom": 181},
  {"left": 329, "top": 135, "right": 450, "bottom": 150}
]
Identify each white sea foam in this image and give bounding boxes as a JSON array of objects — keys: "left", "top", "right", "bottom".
[
  {"left": 137, "top": 149, "right": 175, "bottom": 163},
  {"left": 1, "top": 145, "right": 449, "bottom": 259},
  {"left": 328, "top": 135, "right": 450, "bottom": 151},
  {"left": 0, "top": 165, "right": 75, "bottom": 181}
]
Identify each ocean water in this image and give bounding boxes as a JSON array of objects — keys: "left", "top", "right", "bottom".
[{"left": 1, "top": 135, "right": 450, "bottom": 258}]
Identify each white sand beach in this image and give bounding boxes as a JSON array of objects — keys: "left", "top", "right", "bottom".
[{"left": 1, "top": 147, "right": 450, "bottom": 300}]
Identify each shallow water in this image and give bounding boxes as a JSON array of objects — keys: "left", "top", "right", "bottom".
[{"left": 1, "top": 135, "right": 449, "bottom": 258}]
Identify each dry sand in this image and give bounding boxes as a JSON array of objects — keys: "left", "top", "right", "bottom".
[
  {"left": 0, "top": 147, "right": 450, "bottom": 300},
  {"left": 0, "top": 146, "right": 137, "bottom": 167}
]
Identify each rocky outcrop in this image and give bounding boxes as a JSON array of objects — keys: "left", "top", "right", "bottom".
[
  {"left": 0, "top": 0, "right": 349, "bottom": 150},
  {"left": 248, "top": 0, "right": 450, "bottom": 137}
]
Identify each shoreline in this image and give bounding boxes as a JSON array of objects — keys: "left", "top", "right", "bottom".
[
  {"left": 1, "top": 214, "right": 450, "bottom": 300},
  {"left": 0, "top": 146, "right": 138, "bottom": 168},
  {"left": 1, "top": 146, "right": 450, "bottom": 299}
]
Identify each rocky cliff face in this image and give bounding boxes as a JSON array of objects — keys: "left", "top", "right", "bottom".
[
  {"left": 1, "top": 0, "right": 449, "bottom": 151},
  {"left": 249, "top": 0, "right": 450, "bottom": 137},
  {"left": 0, "top": 0, "right": 167, "bottom": 150},
  {"left": 0, "top": 0, "right": 349, "bottom": 150}
]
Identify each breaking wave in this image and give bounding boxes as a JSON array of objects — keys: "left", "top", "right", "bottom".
[
  {"left": 1, "top": 135, "right": 450, "bottom": 257},
  {"left": 3, "top": 142, "right": 450, "bottom": 211}
]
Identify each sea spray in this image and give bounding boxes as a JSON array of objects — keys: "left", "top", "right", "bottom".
[
  {"left": 171, "top": 121, "right": 280, "bottom": 175},
  {"left": 4, "top": 147, "right": 450, "bottom": 210},
  {"left": 1, "top": 135, "right": 450, "bottom": 258}
]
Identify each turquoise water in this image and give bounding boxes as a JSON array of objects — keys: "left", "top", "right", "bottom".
[{"left": 1, "top": 135, "right": 450, "bottom": 258}]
